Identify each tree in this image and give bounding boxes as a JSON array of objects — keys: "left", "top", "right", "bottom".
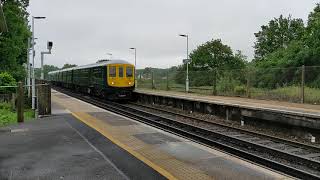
[
  {"left": 254, "top": 15, "right": 305, "bottom": 60},
  {"left": 61, "top": 63, "right": 77, "bottom": 69},
  {"left": 252, "top": 4, "right": 320, "bottom": 88},
  {"left": 304, "top": 3, "right": 320, "bottom": 65},
  {"left": 175, "top": 39, "right": 246, "bottom": 87},
  {"left": 189, "top": 39, "right": 246, "bottom": 70},
  {"left": 142, "top": 67, "right": 152, "bottom": 78},
  {"left": 0, "top": 0, "right": 31, "bottom": 81},
  {"left": 0, "top": 72, "right": 16, "bottom": 93},
  {"left": 35, "top": 65, "right": 59, "bottom": 79}
]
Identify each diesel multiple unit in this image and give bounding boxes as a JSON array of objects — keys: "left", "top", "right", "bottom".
[{"left": 48, "top": 60, "right": 135, "bottom": 100}]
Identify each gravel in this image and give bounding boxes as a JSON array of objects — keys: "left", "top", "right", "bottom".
[
  {"left": 126, "top": 102, "right": 320, "bottom": 176},
  {"left": 133, "top": 103, "right": 320, "bottom": 147}
]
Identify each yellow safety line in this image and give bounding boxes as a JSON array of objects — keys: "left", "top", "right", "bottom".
[{"left": 70, "top": 111, "right": 178, "bottom": 180}]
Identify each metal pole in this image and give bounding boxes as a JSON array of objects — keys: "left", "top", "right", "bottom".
[
  {"left": 186, "top": 35, "right": 189, "bottom": 93},
  {"left": 27, "top": 37, "right": 31, "bottom": 97},
  {"left": 31, "top": 17, "right": 36, "bottom": 110},
  {"left": 301, "top": 65, "right": 305, "bottom": 104},
  {"left": 134, "top": 48, "right": 137, "bottom": 68},
  {"left": 41, "top": 51, "right": 51, "bottom": 80},
  {"left": 41, "top": 52, "right": 44, "bottom": 79},
  {"left": 134, "top": 48, "right": 137, "bottom": 88}
]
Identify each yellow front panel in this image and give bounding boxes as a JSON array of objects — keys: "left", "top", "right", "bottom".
[{"left": 107, "top": 64, "right": 135, "bottom": 87}]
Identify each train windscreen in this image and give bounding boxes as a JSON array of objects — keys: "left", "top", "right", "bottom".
[
  {"left": 109, "top": 66, "right": 116, "bottom": 77},
  {"left": 126, "top": 66, "right": 133, "bottom": 77}
]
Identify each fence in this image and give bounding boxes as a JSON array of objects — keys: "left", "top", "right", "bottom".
[
  {"left": 136, "top": 66, "right": 320, "bottom": 104},
  {"left": 0, "top": 82, "right": 51, "bottom": 126}
]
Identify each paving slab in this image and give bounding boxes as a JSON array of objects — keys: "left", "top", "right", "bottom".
[
  {"left": 52, "top": 89, "right": 291, "bottom": 180},
  {"left": 0, "top": 102, "right": 164, "bottom": 180}
]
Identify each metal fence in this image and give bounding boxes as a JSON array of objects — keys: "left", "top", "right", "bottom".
[{"left": 136, "top": 66, "right": 320, "bottom": 104}]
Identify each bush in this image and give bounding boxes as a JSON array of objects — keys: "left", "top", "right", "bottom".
[
  {"left": 0, "top": 72, "right": 16, "bottom": 93},
  {"left": 234, "top": 85, "right": 246, "bottom": 95}
]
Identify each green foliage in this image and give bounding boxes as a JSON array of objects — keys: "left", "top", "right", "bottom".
[
  {"left": 0, "top": 102, "right": 34, "bottom": 127},
  {"left": 0, "top": 0, "right": 31, "bottom": 81},
  {"left": 254, "top": 15, "right": 305, "bottom": 60},
  {"left": 0, "top": 72, "right": 16, "bottom": 93},
  {"left": 174, "top": 39, "right": 246, "bottom": 87},
  {"left": 252, "top": 4, "right": 320, "bottom": 88},
  {"left": 62, "top": 63, "right": 77, "bottom": 69},
  {"left": 216, "top": 70, "right": 244, "bottom": 94},
  {"left": 189, "top": 39, "right": 246, "bottom": 71},
  {"left": 0, "top": 72, "right": 16, "bottom": 86},
  {"left": 35, "top": 65, "right": 59, "bottom": 79},
  {"left": 234, "top": 85, "right": 246, "bottom": 95}
]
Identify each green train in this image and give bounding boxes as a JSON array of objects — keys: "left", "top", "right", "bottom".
[{"left": 48, "top": 60, "right": 135, "bottom": 100}]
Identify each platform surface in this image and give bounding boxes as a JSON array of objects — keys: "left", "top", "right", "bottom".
[
  {"left": 135, "top": 89, "right": 320, "bottom": 118},
  {"left": 0, "top": 117, "right": 133, "bottom": 180},
  {"left": 49, "top": 90, "right": 290, "bottom": 180},
  {"left": 0, "top": 97, "right": 164, "bottom": 179}
]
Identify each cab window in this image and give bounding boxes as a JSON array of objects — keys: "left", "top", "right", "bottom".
[
  {"left": 126, "top": 66, "right": 133, "bottom": 77},
  {"left": 109, "top": 66, "right": 116, "bottom": 77},
  {"left": 119, "top": 66, "right": 124, "bottom": 77}
]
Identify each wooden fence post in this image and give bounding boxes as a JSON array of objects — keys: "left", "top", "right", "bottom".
[
  {"left": 38, "top": 84, "right": 51, "bottom": 116},
  {"left": 301, "top": 65, "right": 305, "bottom": 104},
  {"left": 17, "top": 82, "right": 24, "bottom": 123}
]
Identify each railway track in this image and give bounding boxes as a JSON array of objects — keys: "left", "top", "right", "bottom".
[{"left": 56, "top": 88, "right": 320, "bottom": 179}]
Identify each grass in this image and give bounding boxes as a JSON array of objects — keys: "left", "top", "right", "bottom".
[
  {"left": 0, "top": 102, "right": 34, "bottom": 127},
  {"left": 138, "top": 78, "right": 320, "bottom": 104}
]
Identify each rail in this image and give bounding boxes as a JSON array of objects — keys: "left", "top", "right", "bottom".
[{"left": 55, "top": 87, "right": 320, "bottom": 179}]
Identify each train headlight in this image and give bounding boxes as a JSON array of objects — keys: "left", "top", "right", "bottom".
[
  {"left": 129, "top": 82, "right": 131, "bottom": 85},
  {"left": 111, "top": 82, "right": 115, "bottom": 85}
]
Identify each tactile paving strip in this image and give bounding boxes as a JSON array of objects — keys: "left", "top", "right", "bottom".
[
  {"left": 153, "top": 158, "right": 212, "bottom": 180},
  {"left": 52, "top": 91, "right": 290, "bottom": 180},
  {"left": 134, "top": 133, "right": 181, "bottom": 145}
]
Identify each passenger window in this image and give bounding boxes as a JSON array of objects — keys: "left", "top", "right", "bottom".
[
  {"left": 109, "top": 66, "right": 116, "bottom": 77},
  {"left": 119, "top": 67, "right": 124, "bottom": 77},
  {"left": 126, "top": 66, "right": 133, "bottom": 77}
]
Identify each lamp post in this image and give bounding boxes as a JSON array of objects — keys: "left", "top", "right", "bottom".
[
  {"left": 129, "top": 48, "right": 137, "bottom": 87},
  {"left": 129, "top": 48, "right": 136, "bottom": 68},
  {"left": 31, "top": 16, "right": 46, "bottom": 110},
  {"left": 26, "top": 37, "right": 31, "bottom": 97},
  {"left": 179, "top": 34, "right": 189, "bottom": 93}
]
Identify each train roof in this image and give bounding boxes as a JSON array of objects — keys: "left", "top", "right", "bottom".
[{"left": 48, "top": 59, "right": 133, "bottom": 74}]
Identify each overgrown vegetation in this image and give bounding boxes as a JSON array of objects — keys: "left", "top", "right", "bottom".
[
  {"left": 253, "top": 4, "right": 320, "bottom": 88},
  {"left": 0, "top": 72, "right": 16, "bottom": 93},
  {"left": 0, "top": 102, "right": 34, "bottom": 127}
]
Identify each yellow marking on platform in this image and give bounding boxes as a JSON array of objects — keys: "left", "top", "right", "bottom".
[{"left": 70, "top": 111, "right": 179, "bottom": 180}]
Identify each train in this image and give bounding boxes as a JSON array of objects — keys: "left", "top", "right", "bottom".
[{"left": 48, "top": 60, "right": 135, "bottom": 100}]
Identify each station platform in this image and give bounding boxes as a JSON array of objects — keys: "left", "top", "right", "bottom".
[
  {"left": 0, "top": 90, "right": 290, "bottom": 179},
  {"left": 135, "top": 89, "right": 320, "bottom": 117},
  {"left": 134, "top": 89, "right": 320, "bottom": 129}
]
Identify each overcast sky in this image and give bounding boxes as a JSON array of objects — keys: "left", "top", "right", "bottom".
[{"left": 28, "top": 0, "right": 318, "bottom": 69}]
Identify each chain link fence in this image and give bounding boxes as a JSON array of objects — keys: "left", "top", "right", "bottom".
[{"left": 136, "top": 66, "right": 320, "bottom": 104}]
